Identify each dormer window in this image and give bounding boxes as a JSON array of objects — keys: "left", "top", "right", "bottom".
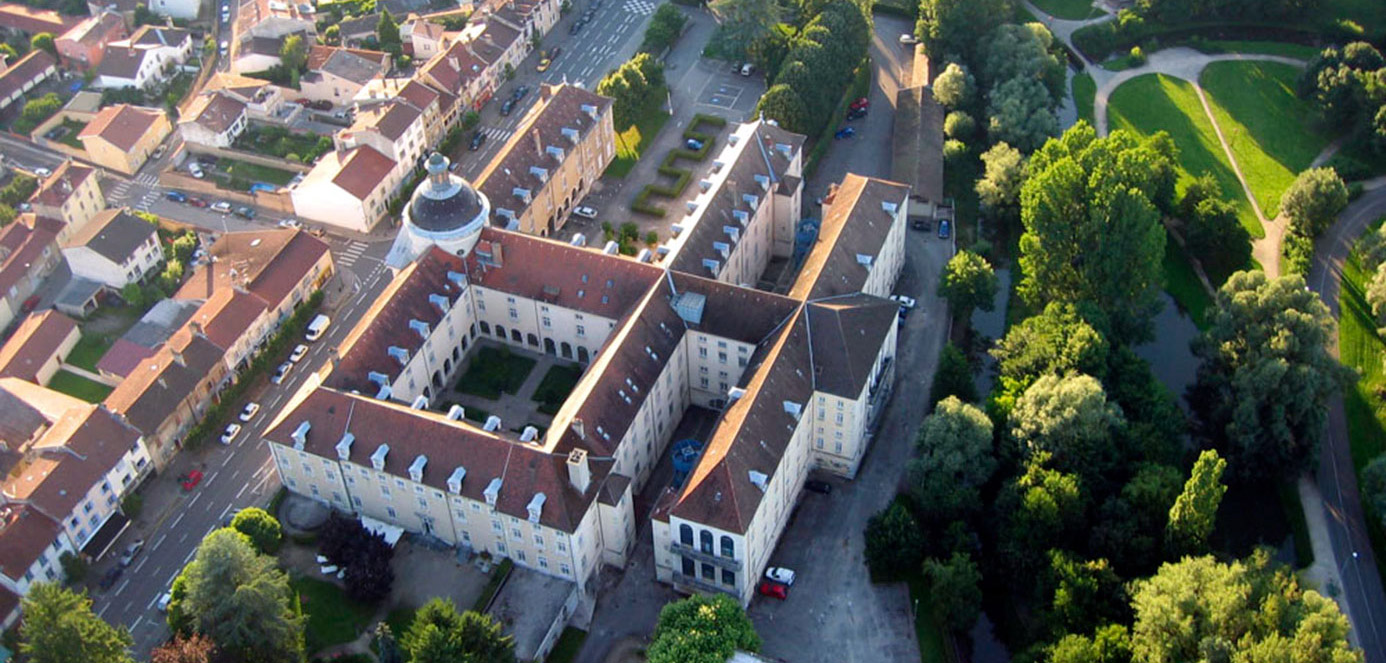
[{"left": 370, "top": 444, "right": 389, "bottom": 470}]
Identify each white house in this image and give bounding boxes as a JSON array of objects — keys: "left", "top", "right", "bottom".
[
  {"left": 179, "top": 91, "right": 248, "bottom": 148},
  {"left": 290, "top": 145, "right": 399, "bottom": 233},
  {"left": 95, "top": 25, "right": 192, "bottom": 90},
  {"left": 148, "top": 0, "right": 199, "bottom": 20},
  {"left": 61, "top": 209, "right": 164, "bottom": 288}
]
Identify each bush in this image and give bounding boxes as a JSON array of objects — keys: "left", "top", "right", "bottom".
[
  {"left": 930, "top": 343, "right": 977, "bottom": 406},
  {"left": 944, "top": 111, "right": 976, "bottom": 139},
  {"left": 231, "top": 507, "right": 283, "bottom": 554},
  {"left": 1129, "top": 45, "right": 1146, "bottom": 65},
  {"left": 1282, "top": 231, "right": 1315, "bottom": 275},
  {"left": 58, "top": 552, "right": 87, "bottom": 583},
  {"left": 863, "top": 501, "right": 923, "bottom": 581},
  {"left": 122, "top": 493, "right": 144, "bottom": 519}
]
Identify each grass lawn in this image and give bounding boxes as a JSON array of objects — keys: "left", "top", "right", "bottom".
[
  {"left": 1336, "top": 226, "right": 1386, "bottom": 585},
  {"left": 292, "top": 576, "right": 376, "bottom": 654},
  {"left": 546, "top": 627, "right": 588, "bottom": 663},
  {"left": 216, "top": 159, "right": 298, "bottom": 187},
  {"left": 1100, "top": 53, "right": 1145, "bottom": 72},
  {"left": 455, "top": 346, "right": 536, "bottom": 399},
  {"left": 66, "top": 333, "right": 112, "bottom": 372},
  {"left": 1203, "top": 40, "right": 1322, "bottom": 59},
  {"left": 1029, "top": 0, "right": 1101, "bottom": 20},
  {"left": 1108, "top": 73, "right": 1263, "bottom": 239},
  {"left": 1161, "top": 239, "right": 1213, "bottom": 330},
  {"left": 606, "top": 106, "right": 672, "bottom": 178},
  {"left": 533, "top": 363, "right": 582, "bottom": 415},
  {"left": 234, "top": 126, "right": 330, "bottom": 163},
  {"left": 905, "top": 571, "right": 952, "bottom": 663},
  {"left": 48, "top": 370, "right": 112, "bottom": 403},
  {"left": 1072, "top": 73, "right": 1095, "bottom": 126},
  {"left": 56, "top": 119, "right": 87, "bottom": 149},
  {"left": 1200, "top": 61, "right": 1330, "bottom": 219}
]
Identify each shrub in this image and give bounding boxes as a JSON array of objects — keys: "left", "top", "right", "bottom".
[
  {"left": 863, "top": 501, "right": 923, "bottom": 580},
  {"left": 944, "top": 111, "right": 976, "bottom": 139},
  {"left": 1282, "top": 231, "right": 1314, "bottom": 275},
  {"left": 1129, "top": 45, "right": 1146, "bottom": 65},
  {"left": 58, "top": 552, "right": 87, "bottom": 583}
]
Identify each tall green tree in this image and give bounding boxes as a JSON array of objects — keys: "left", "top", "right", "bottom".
[
  {"left": 376, "top": 10, "right": 401, "bottom": 49},
  {"left": 1363, "top": 454, "right": 1386, "bottom": 527},
  {"left": 1280, "top": 166, "right": 1348, "bottom": 237},
  {"left": 995, "top": 452, "right": 1085, "bottom": 577},
  {"left": 931, "top": 62, "right": 974, "bottom": 110},
  {"left": 175, "top": 529, "right": 304, "bottom": 663},
  {"left": 279, "top": 34, "right": 308, "bottom": 72},
  {"left": 20, "top": 583, "right": 134, "bottom": 663},
  {"left": 707, "top": 0, "right": 779, "bottom": 58},
  {"left": 907, "top": 396, "right": 996, "bottom": 522},
  {"left": 1089, "top": 463, "right": 1183, "bottom": 576},
  {"left": 231, "top": 508, "right": 283, "bottom": 554},
  {"left": 1189, "top": 271, "right": 1348, "bottom": 481},
  {"left": 1130, "top": 552, "right": 1361, "bottom": 663},
  {"left": 1179, "top": 177, "right": 1251, "bottom": 279},
  {"left": 1165, "top": 449, "right": 1226, "bottom": 555},
  {"left": 647, "top": 594, "right": 760, "bottom": 663},
  {"left": 863, "top": 501, "right": 925, "bottom": 579},
  {"left": 921, "top": 553, "right": 983, "bottom": 631},
  {"left": 975, "top": 141, "right": 1026, "bottom": 221},
  {"left": 991, "top": 302, "right": 1109, "bottom": 400},
  {"left": 1018, "top": 123, "right": 1174, "bottom": 343},
  {"left": 1010, "top": 373, "right": 1124, "bottom": 481},
  {"left": 1048, "top": 624, "right": 1133, "bottom": 663},
  {"left": 929, "top": 343, "right": 977, "bottom": 407},
  {"left": 915, "top": 0, "right": 1013, "bottom": 66},
  {"left": 938, "top": 250, "right": 998, "bottom": 319},
  {"left": 402, "top": 598, "right": 514, "bottom": 663},
  {"left": 986, "top": 76, "right": 1059, "bottom": 154},
  {"left": 1041, "top": 551, "right": 1129, "bottom": 639}
]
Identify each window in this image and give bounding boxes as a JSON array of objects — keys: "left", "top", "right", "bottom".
[
  {"left": 720, "top": 535, "right": 734, "bottom": 558},
  {"left": 836, "top": 413, "right": 844, "bottom": 425},
  {"left": 679, "top": 524, "right": 693, "bottom": 546},
  {"left": 516, "top": 550, "right": 526, "bottom": 562},
  {"left": 480, "top": 321, "right": 491, "bottom": 335},
  {"left": 557, "top": 540, "right": 567, "bottom": 552},
  {"left": 681, "top": 557, "right": 695, "bottom": 576},
  {"left": 835, "top": 442, "right": 843, "bottom": 454},
  {"left": 542, "top": 316, "right": 551, "bottom": 327},
  {"left": 386, "top": 507, "right": 397, "bottom": 518},
  {"left": 512, "top": 527, "right": 522, "bottom": 539},
  {"left": 722, "top": 569, "right": 736, "bottom": 586},
  {"left": 353, "top": 496, "right": 363, "bottom": 507},
  {"left": 699, "top": 530, "right": 713, "bottom": 554},
  {"left": 699, "top": 347, "right": 707, "bottom": 358},
  {"left": 497, "top": 542, "right": 507, "bottom": 553},
  {"left": 492, "top": 520, "right": 503, "bottom": 532},
  {"left": 718, "top": 352, "right": 727, "bottom": 363},
  {"left": 560, "top": 563, "right": 571, "bottom": 576},
  {"left": 701, "top": 563, "right": 715, "bottom": 580},
  {"left": 534, "top": 534, "right": 544, "bottom": 547},
  {"left": 509, "top": 307, "right": 518, "bottom": 319},
  {"left": 576, "top": 325, "right": 585, "bottom": 337}
]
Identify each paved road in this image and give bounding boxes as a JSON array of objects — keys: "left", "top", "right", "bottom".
[
  {"left": 87, "top": 239, "right": 394, "bottom": 658},
  {"left": 1308, "top": 185, "right": 1386, "bottom": 663}
]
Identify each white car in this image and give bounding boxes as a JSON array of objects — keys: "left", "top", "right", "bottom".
[
  {"left": 188, "top": 163, "right": 205, "bottom": 179},
  {"left": 899, "top": 33, "right": 919, "bottom": 45},
  {"left": 572, "top": 205, "right": 598, "bottom": 219},
  {"left": 890, "top": 294, "right": 917, "bottom": 309},
  {"left": 210, "top": 201, "right": 232, "bottom": 213},
  {"left": 34, "top": 167, "right": 51, "bottom": 177},
  {"left": 277, "top": 218, "right": 301, "bottom": 229},
  {"left": 157, "top": 591, "right": 172, "bottom": 612},
  {"left": 271, "top": 362, "right": 293, "bottom": 384},
  {"left": 289, "top": 344, "right": 309, "bottom": 363},
  {"left": 220, "top": 423, "right": 241, "bottom": 444},
  {"left": 239, "top": 402, "right": 260, "bottom": 421},
  {"left": 765, "top": 567, "right": 796, "bottom": 586}
]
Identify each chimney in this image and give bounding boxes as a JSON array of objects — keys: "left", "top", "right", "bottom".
[
  {"left": 188, "top": 320, "right": 203, "bottom": 337},
  {"left": 571, "top": 417, "right": 585, "bottom": 440},
  {"left": 532, "top": 129, "right": 542, "bottom": 157},
  {"left": 169, "top": 347, "right": 185, "bottom": 367},
  {"left": 566, "top": 448, "right": 590, "bottom": 493}
]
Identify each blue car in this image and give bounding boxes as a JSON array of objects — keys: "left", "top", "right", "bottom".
[
  {"left": 166, "top": 190, "right": 187, "bottom": 202},
  {"left": 685, "top": 138, "right": 704, "bottom": 150},
  {"left": 834, "top": 127, "right": 856, "bottom": 139}
]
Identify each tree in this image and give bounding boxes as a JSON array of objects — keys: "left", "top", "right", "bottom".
[
  {"left": 1010, "top": 374, "right": 1124, "bottom": 481},
  {"left": 1089, "top": 463, "right": 1182, "bottom": 576},
  {"left": 929, "top": 343, "right": 977, "bottom": 407},
  {"left": 1018, "top": 123, "right": 1173, "bottom": 343},
  {"left": 863, "top": 501, "right": 924, "bottom": 579},
  {"left": 374, "top": 623, "right": 403, "bottom": 663},
  {"left": 20, "top": 583, "right": 134, "bottom": 663},
  {"left": 981, "top": 23, "right": 1064, "bottom": 97},
  {"left": 322, "top": 24, "right": 341, "bottom": 45},
  {"left": 1130, "top": 552, "right": 1361, "bottom": 663},
  {"left": 943, "top": 110, "right": 975, "bottom": 139},
  {"left": 175, "top": 529, "right": 304, "bottom": 663},
  {"left": 975, "top": 141, "right": 1026, "bottom": 221},
  {"left": 1165, "top": 449, "right": 1225, "bottom": 555},
  {"left": 907, "top": 397, "right": 996, "bottom": 522},
  {"left": 640, "top": 4, "right": 687, "bottom": 53},
  {"left": 648, "top": 594, "right": 760, "bottom": 663},
  {"left": 938, "top": 249, "right": 998, "bottom": 319},
  {"left": 231, "top": 507, "right": 283, "bottom": 554},
  {"left": 402, "top": 598, "right": 515, "bottom": 663},
  {"left": 30, "top": 32, "right": 55, "bottom": 58},
  {"left": 279, "top": 34, "right": 307, "bottom": 72},
  {"left": 376, "top": 10, "right": 401, "bottom": 49},
  {"left": 707, "top": 0, "right": 779, "bottom": 58},
  {"left": 986, "top": 76, "right": 1059, "bottom": 154},
  {"left": 915, "top": 0, "right": 1013, "bottom": 66},
  {"left": 1179, "top": 176, "right": 1250, "bottom": 278},
  {"left": 58, "top": 551, "right": 88, "bottom": 583},
  {"left": 1280, "top": 167, "right": 1348, "bottom": 237},
  {"left": 1363, "top": 454, "right": 1386, "bottom": 528},
  {"left": 317, "top": 513, "right": 396, "bottom": 603},
  {"left": 931, "top": 62, "right": 974, "bottom": 109},
  {"left": 1048, "top": 624, "right": 1132, "bottom": 663},
  {"left": 995, "top": 452, "right": 1085, "bottom": 577},
  {"left": 151, "top": 635, "right": 215, "bottom": 663},
  {"left": 1189, "top": 271, "right": 1348, "bottom": 482},
  {"left": 1041, "top": 551, "right": 1129, "bottom": 638},
  {"left": 991, "top": 302, "right": 1108, "bottom": 395},
  {"left": 921, "top": 553, "right": 982, "bottom": 631}
]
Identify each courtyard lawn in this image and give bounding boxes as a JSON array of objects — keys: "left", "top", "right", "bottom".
[
  {"left": 1200, "top": 61, "right": 1330, "bottom": 219},
  {"left": 455, "top": 346, "right": 536, "bottom": 399},
  {"left": 1337, "top": 227, "right": 1386, "bottom": 584},
  {"left": 48, "top": 370, "right": 112, "bottom": 403},
  {"left": 66, "top": 333, "right": 112, "bottom": 372},
  {"left": 546, "top": 627, "right": 588, "bottom": 663},
  {"left": 1029, "top": 0, "right": 1101, "bottom": 20},
  {"left": 606, "top": 105, "right": 672, "bottom": 178},
  {"left": 1072, "top": 73, "right": 1096, "bottom": 126},
  {"left": 1108, "top": 73, "right": 1263, "bottom": 239},
  {"left": 533, "top": 363, "right": 583, "bottom": 415},
  {"left": 292, "top": 576, "right": 376, "bottom": 654},
  {"left": 56, "top": 119, "right": 87, "bottom": 149},
  {"left": 214, "top": 158, "right": 298, "bottom": 190}
]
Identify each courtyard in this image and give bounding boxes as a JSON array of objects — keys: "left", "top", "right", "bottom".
[{"left": 438, "top": 340, "right": 587, "bottom": 436}]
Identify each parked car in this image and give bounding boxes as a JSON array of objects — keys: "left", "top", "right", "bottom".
[
  {"left": 157, "top": 591, "right": 173, "bottom": 612},
  {"left": 833, "top": 127, "right": 856, "bottom": 139},
  {"left": 152, "top": 145, "right": 166, "bottom": 160},
  {"left": 165, "top": 190, "right": 187, "bottom": 202},
  {"left": 305, "top": 314, "right": 331, "bottom": 342},
  {"left": 731, "top": 61, "right": 743, "bottom": 74},
  {"left": 846, "top": 107, "right": 867, "bottom": 120},
  {"left": 188, "top": 196, "right": 208, "bottom": 208},
  {"left": 119, "top": 540, "right": 145, "bottom": 567},
  {"left": 684, "top": 138, "right": 704, "bottom": 150},
  {"left": 804, "top": 479, "right": 832, "bottom": 494},
  {"left": 890, "top": 294, "right": 917, "bottom": 309},
  {"left": 850, "top": 97, "right": 869, "bottom": 111},
  {"left": 740, "top": 63, "right": 754, "bottom": 76},
  {"left": 239, "top": 402, "right": 260, "bottom": 421},
  {"left": 234, "top": 206, "right": 256, "bottom": 219},
  {"left": 98, "top": 566, "right": 123, "bottom": 591},
  {"left": 513, "top": 85, "right": 530, "bottom": 100},
  {"left": 910, "top": 217, "right": 931, "bottom": 232},
  {"left": 573, "top": 205, "right": 598, "bottom": 219},
  {"left": 34, "top": 167, "right": 50, "bottom": 177},
  {"left": 181, "top": 470, "right": 204, "bottom": 491},
  {"left": 221, "top": 508, "right": 243, "bottom": 527},
  {"left": 765, "top": 567, "right": 796, "bottom": 586},
  {"left": 220, "top": 423, "right": 240, "bottom": 444},
  {"left": 271, "top": 361, "right": 292, "bottom": 384},
  {"left": 938, "top": 219, "right": 951, "bottom": 239},
  {"left": 289, "top": 344, "right": 309, "bottom": 363},
  {"left": 470, "top": 130, "right": 486, "bottom": 151},
  {"left": 500, "top": 99, "right": 515, "bottom": 116},
  {"left": 21, "top": 295, "right": 39, "bottom": 313},
  {"left": 188, "top": 162, "right": 205, "bottom": 179},
  {"left": 569, "top": 20, "right": 582, "bottom": 34},
  {"left": 536, "top": 57, "right": 552, "bottom": 72},
  {"left": 210, "top": 200, "right": 232, "bottom": 213},
  {"left": 757, "top": 580, "right": 788, "bottom": 600},
  {"left": 899, "top": 33, "right": 918, "bottom": 44}
]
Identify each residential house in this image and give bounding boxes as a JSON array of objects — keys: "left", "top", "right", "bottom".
[
  {"left": 86, "top": 0, "right": 140, "bottom": 22},
  {"left": 29, "top": 160, "right": 106, "bottom": 243},
  {"left": 174, "top": 228, "right": 334, "bottom": 327},
  {"left": 418, "top": 39, "right": 488, "bottom": 121},
  {"left": 61, "top": 209, "right": 164, "bottom": 288},
  {"left": 179, "top": 91, "right": 248, "bottom": 148},
  {"left": 201, "top": 71, "right": 289, "bottom": 121},
  {"left": 235, "top": 0, "right": 315, "bottom": 40},
  {"left": 54, "top": 11, "right": 128, "bottom": 70},
  {"left": 354, "top": 78, "right": 452, "bottom": 145},
  {"left": 336, "top": 98, "right": 426, "bottom": 183},
  {"left": 0, "top": 51, "right": 57, "bottom": 113},
  {"left": 94, "top": 299, "right": 198, "bottom": 379},
  {"left": 231, "top": 34, "right": 288, "bottom": 73},
  {"left": 290, "top": 145, "right": 400, "bottom": 232},
  {"left": 335, "top": 13, "right": 379, "bottom": 48},
  {"left": 475, "top": 84, "right": 614, "bottom": 237},
  {"left": 77, "top": 104, "right": 172, "bottom": 175},
  {"left": 0, "top": 215, "right": 61, "bottom": 332},
  {"left": 183, "top": 288, "right": 270, "bottom": 372},
  {"left": 299, "top": 45, "right": 390, "bottom": 105},
  {"left": 0, "top": 310, "right": 80, "bottom": 385},
  {"left": 95, "top": 25, "right": 193, "bottom": 90},
  {"left": 0, "top": 3, "right": 80, "bottom": 37},
  {"left": 148, "top": 0, "right": 200, "bottom": 20},
  {"left": 401, "top": 15, "right": 451, "bottom": 59}
]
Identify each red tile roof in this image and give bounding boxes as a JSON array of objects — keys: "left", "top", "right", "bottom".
[
  {"left": 420, "top": 39, "right": 486, "bottom": 93},
  {"left": 79, "top": 104, "right": 164, "bottom": 152},
  {"left": 0, "top": 50, "right": 56, "bottom": 104},
  {"left": 0, "top": 216, "right": 58, "bottom": 297},
  {"left": 174, "top": 229, "right": 329, "bottom": 309},
  {"left": 30, "top": 161, "right": 97, "bottom": 209},
  {"left": 94, "top": 337, "right": 155, "bottom": 379},
  {"left": 0, "top": 310, "right": 78, "bottom": 382},
  {"left": 0, "top": 3, "right": 80, "bottom": 35},
  {"left": 331, "top": 145, "right": 395, "bottom": 200},
  {"left": 103, "top": 329, "right": 224, "bottom": 433},
  {"left": 10, "top": 405, "right": 142, "bottom": 521},
  {"left": 0, "top": 505, "right": 62, "bottom": 582},
  {"left": 185, "top": 288, "right": 267, "bottom": 351}
]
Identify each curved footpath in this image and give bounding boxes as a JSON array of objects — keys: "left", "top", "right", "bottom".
[{"left": 1310, "top": 182, "right": 1386, "bottom": 663}]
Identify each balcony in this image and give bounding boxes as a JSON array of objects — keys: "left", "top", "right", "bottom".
[
  {"left": 669, "top": 542, "right": 742, "bottom": 571},
  {"left": 672, "top": 571, "right": 740, "bottom": 600}
]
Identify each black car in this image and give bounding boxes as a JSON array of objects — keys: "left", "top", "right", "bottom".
[
  {"left": 98, "top": 566, "right": 123, "bottom": 591},
  {"left": 513, "top": 85, "right": 530, "bottom": 100},
  {"left": 469, "top": 130, "right": 486, "bottom": 151},
  {"left": 911, "top": 217, "right": 932, "bottom": 232},
  {"left": 846, "top": 106, "right": 867, "bottom": 120},
  {"left": 804, "top": 480, "right": 832, "bottom": 495},
  {"left": 569, "top": 20, "right": 582, "bottom": 34},
  {"left": 500, "top": 99, "right": 515, "bottom": 116}
]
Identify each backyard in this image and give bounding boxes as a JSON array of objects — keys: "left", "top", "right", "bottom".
[
  {"left": 48, "top": 370, "right": 113, "bottom": 403},
  {"left": 45, "top": 118, "right": 87, "bottom": 150},
  {"left": 291, "top": 575, "right": 376, "bottom": 654},
  {"left": 209, "top": 157, "right": 299, "bottom": 191},
  {"left": 455, "top": 346, "right": 536, "bottom": 400},
  {"left": 233, "top": 125, "right": 332, "bottom": 164},
  {"left": 66, "top": 333, "right": 113, "bottom": 372}
]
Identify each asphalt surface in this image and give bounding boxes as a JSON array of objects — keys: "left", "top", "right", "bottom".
[{"left": 1309, "top": 185, "right": 1386, "bottom": 663}]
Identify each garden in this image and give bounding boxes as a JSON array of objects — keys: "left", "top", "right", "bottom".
[
  {"left": 533, "top": 362, "right": 583, "bottom": 415},
  {"left": 207, "top": 157, "right": 300, "bottom": 191},
  {"left": 454, "top": 345, "right": 536, "bottom": 400},
  {"left": 631, "top": 113, "right": 726, "bottom": 217},
  {"left": 47, "top": 370, "right": 113, "bottom": 403},
  {"left": 233, "top": 125, "right": 333, "bottom": 164}
]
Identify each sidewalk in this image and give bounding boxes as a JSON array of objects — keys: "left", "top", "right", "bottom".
[{"left": 1299, "top": 475, "right": 1362, "bottom": 648}]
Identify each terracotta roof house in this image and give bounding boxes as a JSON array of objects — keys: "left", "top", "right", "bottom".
[
  {"left": 0, "top": 215, "right": 61, "bottom": 333},
  {"left": 54, "top": 10, "right": 128, "bottom": 70},
  {"left": 95, "top": 25, "right": 193, "bottom": 90},
  {"left": 300, "top": 45, "right": 390, "bottom": 104},
  {"left": 0, "top": 310, "right": 79, "bottom": 384},
  {"left": 77, "top": 104, "right": 172, "bottom": 175},
  {"left": 0, "top": 50, "right": 57, "bottom": 113},
  {"left": 290, "top": 145, "right": 400, "bottom": 232},
  {"left": 178, "top": 91, "right": 248, "bottom": 148},
  {"left": 94, "top": 298, "right": 199, "bottom": 379},
  {"left": 28, "top": 160, "right": 105, "bottom": 243},
  {"left": 0, "top": 3, "right": 80, "bottom": 36},
  {"left": 174, "top": 228, "right": 334, "bottom": 325}
]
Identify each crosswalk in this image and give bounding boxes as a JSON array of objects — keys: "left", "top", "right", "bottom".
[
  {"left": 478, "top": 126, "right": 513, "bottom": 144},
  {"left": 623, "top": 0, "right": 656, "bottom": 14},
  {"left": 133, "top": 189, "right": 159, "bottom": 212},
  {"left": 336, "top": 240, "right": 369, "bottom": 268}
]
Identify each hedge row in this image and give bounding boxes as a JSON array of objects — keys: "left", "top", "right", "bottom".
[
  {"left": 806, "top": 57, "right": 871, "bottom": 178},
  {"left": 1073, "top": 19, "right": 1328, "bottom": 62},
  {"left": 630, "top": 115, "right": 726, "bottom": 217}
]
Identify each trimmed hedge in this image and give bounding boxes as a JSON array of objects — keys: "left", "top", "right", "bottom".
[
  {"left": 472, "top": 557, "right": 515, "bottom": 612},
  {"left": 629, "top": 114, "right": 725, "bottom": 216},
  {"left": 1073, "top": 19, "right": 1328, "bottom": 62}
]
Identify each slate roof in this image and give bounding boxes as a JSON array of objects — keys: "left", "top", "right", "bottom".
[
  {"left": 103, "top": 329, "right": 224, "bottom": 433},
  {"left": 0, "top": 216, "right": 58, "bottom": 297},
  {"left": 64, "top": 208, "right": 156, "bottom": 263},
  {"left": 0, "top": 50, "right": 56, "bottom": 103},
  {"left": 788, "top": 174, "right": 910, "bottom": 300},
  {"left": 804, "top": 294, "right": 898, "bottom": 398}
]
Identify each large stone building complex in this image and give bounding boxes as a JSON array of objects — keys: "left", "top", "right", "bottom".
[{"left": 266, "top": 114, "right": 912, "bottom": 613}]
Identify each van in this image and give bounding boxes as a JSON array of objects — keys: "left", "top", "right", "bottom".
[
  {"left": 740, "top": 63, "right": 754, "bottom": 76},
  {"left": 305, "top": 314, "right": 331, "bottom": 342}
]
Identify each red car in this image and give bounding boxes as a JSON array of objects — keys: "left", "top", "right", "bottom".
[
  {"left": 757, "top": 580, "right": 788, "bottom": 600},
  {"left": 850, "top": 97, "right": 869, "bottom": 111},
  {"left": 181, "top": 470, "right": 204, "bottom": 491},
  {"left": 20, "top": 295, "right": 39, "bottom": 313},
  {"left": 187, "top": 196, "right": 208, "bottom": 208}
]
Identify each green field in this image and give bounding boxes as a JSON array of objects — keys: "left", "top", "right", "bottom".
[
  {"left": 1202, "top": 40, "right": 1322, "bottom": 59},
  {"left": 533, "top": 363, "right": 583, "bottom": 415},
  {"left": 1072, "top": 73, "right": 1095, "bottom": 126},
  {"left": 1200, "top": 61, "right": 1329, "bottom": 219},
  {"left": 1335, "top": 227, "right": 1386, "bottom": 585},
  {"left": 1108, "top": 73, "right": 1263, "bottom": 238},
  {"left": 292, "top": 576, "right": 376, "bottom": 654},
  {"left": 606, "top": 104, "right": 673, "bottom": 178},
  {"left": 48, "top": 370, "right": 113, "bottom": 403},
  {"left": 1029, "top": 0, "right": 1101, "bottom": 20}
]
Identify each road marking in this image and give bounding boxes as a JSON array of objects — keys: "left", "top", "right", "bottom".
[
  {"left": 608, "top": 34, "right": 619, "bottom": 44},
  {"left": 183, "top": 547, "right": 197, "bottom": 564},
  {"left": 189, "top": 492, "right": 201, "bottom": 507},
  {"left": 179, "top": 531, "right": 188, "bottom": 544},
  {"left": 133, "top": 556, "right": 149, "bottom": 574},
  {"left": 132, "top": 616, "right": 144, "bottom": 632},
  {"left": 170, "top": 512, "right": 185, "bottom": 530},
  {"left": 146, "top": 594, "right": 160, "bottom": 611},
  {"left": 270, "top": 393, "right": 283, "bottom": 409},
  {"left": 97, "top": 602, "right": 110, "bottom": 619},
  {"left": 115, "top": 578, "right": 130, "bottom": 596},
  {"left": 152, "top": 533, "right": 167, "bottom": 551},
  {"left": 204, "top": 470, "right": 218, "bottom": 488},
  {"left": 218, "top": 503, "right": 235, "bottom": 522},
  {"left": 221, "top": 453, "right": 233, "bottom": 467},
  {"left": 236, "top": 482, "right": 249, "bottom": 499},
  {"left": 166, "top": 569, "right": 180, "bottom": 585}
]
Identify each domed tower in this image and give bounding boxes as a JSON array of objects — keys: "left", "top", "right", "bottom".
[{"left": 385, "top": 153, "right": 491, "bottom": 268}]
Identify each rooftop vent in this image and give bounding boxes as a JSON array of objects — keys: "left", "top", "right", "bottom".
[
  {"left": 754, "top": 173, "right": 769, "bottom": 190},
  {"left": 711, "top": 160, "right": 724, "bottom": 173},
  {"left": 370, "top": 443, "right": 389, "bottom": 470},
  {"left": 566, "top": 448, "right": 590, "bottom": 492},
  {"left": 368, "top": 371, "right": 390, "bottom": 386},
  {"left": 408, "top": 455, "right": 427, "bottom": 482},
  {"left": 529, "top": 165, "right": 548, "bottom": 182},
  {"left": 728, "top": 387, "right": 747, "bottom": 400},
  {"left": 602, "top": 241, "right": 620, "bottom": 255},
  {"left": 702, "top": 258, "right": 720, "bottom": 275},
  {"left": 749, "top": 470, "right": 768, "bottom": 492},
  {"left": 291, "top": 421, "right": 310, "bottom": 450},
  {"left": 724, "top": 226, "right": 740, "bottom": 242},
  {"left": 512, "top": 187, "right": 531, "bottom": 203},
  {"left": 732, "top": 209, "right": 748, "bottom": 224},
  {"left": 856, "top": 253, "right": 874, "bottom": 267},
  {"left": 335, "top": 432, "right": 354, "bottom": 460},
  {"left": 409, "top": 319, "right": 430, "bottom": 339},
  {"left": 672, "top": 291, "right": 706, "bottom": 324},
  {"left": 882, "top": 200, "right": 898, "bottom": 214},
  {"left": 570, "top": 233, "right": 587, "bottom": 247},
  {"left": 446, "top": 404, "right": 465, "bottom": 421},
  {"left": 699, "top": 179, "right": 713, "bottom": 192},
  {"left": 670, "top": 223, "right": 684, "bottom": 236},
  {"left": 742, "top": 193, "right": 760, "bottom": 208},
  {"left": 484, "top": 477, "right": 502, "bottom": 507},
  {"left": 483, "top": 415, "right": 502, "bottom": 432},
  {"left": 783, "top": 401, "right": 802, "bottom": 420},
  {"left": 447, "top": 466, "right": 467, "bottom": 494},
  {"left": 775, "top": 143, "right": 793, "bottom": 158},
  {"left": 520, "top": 426, "right": 538, "bottom": 442},
  {"left": 580, "top": 103, "right": 598, "bottom": 119},
  {"left": 376, "top": 384, "right": 393, "bottom": 401},
  {"left": 388, "top": 346, "right": 410, "bottom": 365},
  {"left": 447, "top": 271, "right": 467, "bottom": 288},
  {"left": 428, "top": 293, "right": 451, "bottom": 312},
  {"left": 545, "top": 145, "right": 564, "bottom": 160},
  {"left": 636, "top": 248, "right": 651, "bottom": 263},
  {"left": 685, "top": 201, "right": 699, "bottom": 213},
  {"left": 496, "top": 207, "right": 516, "bottom": 221},
  {"left": 527, "top": 492, "right": 546, "bottom": 523},
  {"left": 410, "top": 395, "right": 428, "bottom": 409},
  {"left": 561, "top": 126, "right": 579, "bottom": 143},
  {"left": 713, "top": 241, "right": 730, "bottom": 259}
]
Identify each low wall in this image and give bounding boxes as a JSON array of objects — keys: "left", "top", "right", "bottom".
[
  {"left": 28, "top": 110, "right": 95, "bottom": 162},
  {"left": 184, "top": 143, "right": 313, "bottom": 173},
  {"left": 160, "top": 171, "right": 296, "bottom": 214}
]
